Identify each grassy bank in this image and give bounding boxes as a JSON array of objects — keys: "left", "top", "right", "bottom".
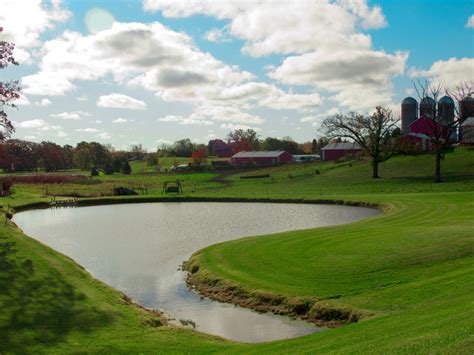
[{"left": 1, "top": 148, "right": 473, "bottom": 353}]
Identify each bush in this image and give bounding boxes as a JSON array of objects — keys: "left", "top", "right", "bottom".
[
  {"left": 90, "top": 167, "right": 99, "bottom": 176},
  {"left": 121, "top": 161, "right": 132, "bottom": 175}
]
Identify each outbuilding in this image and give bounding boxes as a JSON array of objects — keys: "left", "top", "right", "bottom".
[
  {"left": 321, "top": 142, "right": 362, "bottom": 161},
  {"left": 230, "top": 151, "right": 293, "bottom": 166},
  {"left": 459, "top": 117, "right": 474, "bottom": 144}
]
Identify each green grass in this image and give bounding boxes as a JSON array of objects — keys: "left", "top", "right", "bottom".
[{"left": 0, "top": 148, "right": 473, "bottom": 353}]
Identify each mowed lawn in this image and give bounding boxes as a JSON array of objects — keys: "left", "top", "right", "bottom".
[{"left": 0, "top": 148, "right": 473, "bottom": 353}]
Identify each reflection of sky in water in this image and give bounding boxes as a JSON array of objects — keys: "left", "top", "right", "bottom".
[{"left": 14, "top": 202, "right": 379, "bottom": 343}]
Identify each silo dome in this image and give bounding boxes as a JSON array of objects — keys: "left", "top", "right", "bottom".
[
  {"left": 401, "top": 97, "right": 418, "bottom": 134},
  {"left": 402, "top": 97, "right": 418, "bottom": 105},
  {"left": 420, "top": 97, "right": 436, "bottom": 118},
  {"left": 438, "top": 96, "right": 454, "bottom": 105}
]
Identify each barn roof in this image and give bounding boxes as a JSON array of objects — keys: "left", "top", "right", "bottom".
[
  {"left": 321, "top": 142, "right": 361, "bottom": 150},
  {"left": 232, "top": 150, "right": 289, "bottom": 158}
]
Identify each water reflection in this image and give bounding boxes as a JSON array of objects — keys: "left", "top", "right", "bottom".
[{"left": 14, "top": 202, "right": 379, "bottom": 342}]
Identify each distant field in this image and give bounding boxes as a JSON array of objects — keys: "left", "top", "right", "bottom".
[{"left": 0, "top": 148, "right": 473, "bottom": 353}]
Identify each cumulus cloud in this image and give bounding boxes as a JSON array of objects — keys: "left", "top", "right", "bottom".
[
  {"left": 158, "top": 105, "right": 265, "bottom": 127},
  {"left": 143, "top": 0, "right": 404, "bottom": 111},
  {"left": 76, "top": 127, "right": 100, "bottom": 133},
  {"left": 36, "top": 98, "right": 52, "bottom": 107},
  {"left": 158, "top": 114, "right": 213, "bottom": 126},
  {"left": 204, "top": 27, "right": 231, "bottom": 43},
  {"left": 220, "top": 123, "right": 261, "bottom": 131},
  {"left": 50, "top": 110, "right": 90, "bottom": 120},
  {"left": 409, "top": 57, "right": 474, "bottom": 90},
  {"left": 466, "top": 15, "right": 474, "bottom": 28},
  {"left": 113, "top": 117, "right": 128, "bottom": 123},
  {"left": 270, "top": 50, "right": 408, "bottom": 110},
  {"left": 97, "top": 93, "right": 147, "bottom": 109},
  {"left": 14, "top": 119, "right": 61, "bottom": 131},
  {"left": 0, "top": 0, "right": 70, "bottom": 62},
  {"left": 98, "top": 132, "right": 112, "bottom": 139},
  {"left": 143, "top": 0, "right": 386, "bottom": 57}
]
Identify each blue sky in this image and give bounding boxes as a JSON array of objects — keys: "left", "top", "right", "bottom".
[{"left": 1, "top": 0, "right": 473, "bottom": 150}]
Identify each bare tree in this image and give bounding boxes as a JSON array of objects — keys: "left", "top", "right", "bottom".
[
  {"left": 323, "top": 106, "right": 399, "bottom": 178},
  {"left": 413, "top": 80, "right": 473, "bottom": 183}
]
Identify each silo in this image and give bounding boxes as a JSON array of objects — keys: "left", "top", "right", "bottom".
[
  {"left": 401, "top": 97, "right": 418, "bottom": 134},
  {"left": 438, "top": 96, "right": 456, "bottom": 141},
  {"left": 460, "top": 96, "right": 474, "bottom": 119},
  {"left": 420, "top": 96, "right": 436, "bottom": 119}
]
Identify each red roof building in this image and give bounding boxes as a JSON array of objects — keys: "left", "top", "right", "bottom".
[
  {"left": 321, "top": 142, "right": 362, "bottom": 161},
  {"left": 230, "top": 151, "right": 293, "bottom": 166}
]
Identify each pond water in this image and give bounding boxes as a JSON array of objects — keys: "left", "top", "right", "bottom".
[{"left": 13, "top": 202, "right": 380, "bottom": 343}]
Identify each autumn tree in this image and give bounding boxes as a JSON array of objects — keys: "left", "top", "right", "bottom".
[
  {"left": 191, "top": 146, "right": 208, "bottom": 166},
  {"left": 413, "top": 80, "right": 474, "bottom": 182},
  {"left": 323, "top": 106, "right": 399, "bottom": 178},
  {"left": 227, "top": 129, "right": 260, "bottom": 153},
  {"left": 0, "top": 27, "right": 20, "bottom": 142}
]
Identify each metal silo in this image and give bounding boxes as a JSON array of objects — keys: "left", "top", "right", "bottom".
[
  {"left": 439, "top": 96, "right": 456, "bottom": 141},
  {"left": 460, "top": 96, "right": 474, "bottom": 119},
  {"left": 401, "top": 97, "right": 418, "bottom": 134},
  {"left": 420, "top": 97, "right": 436, "bottom": 119}
]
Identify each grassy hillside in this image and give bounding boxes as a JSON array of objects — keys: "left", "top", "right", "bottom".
[{"left": 0, "top": 148, "right": 473, "bottom": 353}]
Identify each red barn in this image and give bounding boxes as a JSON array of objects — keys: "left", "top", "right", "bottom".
[
  {"left": 231, "top": 151, "right": 293, "bottom": 166},
  {"left": 321, "top": 142, "right": 362, "bottom": 161},
  {"left": 408, "top": 117, "right": 447, "bottom": 139}
]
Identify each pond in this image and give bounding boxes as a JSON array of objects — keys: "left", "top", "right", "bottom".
[{"left": 13, "top": 202, "right": 380, "bottom": 343}]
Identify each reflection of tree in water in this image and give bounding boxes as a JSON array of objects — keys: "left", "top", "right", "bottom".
[{"left": 0, "top": 236, "right": 113, "bottom": 353}]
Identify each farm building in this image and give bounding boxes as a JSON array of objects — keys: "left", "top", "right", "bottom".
[
  {"left": 230, "top": 151, "right": 293, "bottom": 166},
  {"left": 459, "top": 117, "right": 474, "bottom": 144},
  {"left": 321, "top": 142, "right": 362, "bottom": 161}
]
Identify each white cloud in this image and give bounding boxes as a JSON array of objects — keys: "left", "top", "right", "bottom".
[
  {"left": 220, "top": 123, "right": 261, "bottom": 131},
  {"left": 113, "top": 117, "right": 128, "bottom": 123},
  {"left": 14, "top": 119, "right": 46, "bottom": 129},
  {"left": 466, "top": 15, "right": 474, "bottom": 28},
  {"left": 156, "top": 138, "right": 172, "bottom": 144},
  {"left": 143, "top": 0, "right": 403, "bottom": 112},
  {"left": 57, "top": 131, "right": 68, "bottom": 137},
  {"left": 144, "top": 0, "right": 386, "bottom": 57},
  {"left": 270, "top": 50, "right": 408, "bottom": 110},
  {"left": 76, "top": 127, "right": 100, "bottom": 133},
  {"left": 158, "top": 114, "right": 213, "bottom": 126},
  {"left": 23, "top": 135, "right": 38, "bottom": 140},
  {"left": 98, "top": 132, "right": 112, "bottom": 139},
  {"left": 0, "top": 0, "right": 71, "bottom": 63},
  {"left": 15, "top": 95, "right": 31, "bottom": 106},
  {"left": 158, "top": 105, "right": 265, "bottom": 127},
  {"left": 50, "top": 110, "right": 90, "bottom": 120},
  {"left": 0, "top": 0, "right": 70, "bottom": 63},
  {"left": 77, "top": 94, "right": 89, "bottom": 101},
  {"left": 36, "top": 98, "right": 52, "bottom": 107},
  {"left": 204, "top": 27, "right": 231, "bottom": 43},
  {"left": 409, "top": 57, "right": 474, "bottom": 90},
  {"left": 97, "top": 93, "right": 147, "bottom": 110},
  {"left": 14, "top": 119, "right": 61, "bottom": 131}
]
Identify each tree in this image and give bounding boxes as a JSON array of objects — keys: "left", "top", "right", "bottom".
[
  {"left": 172, "top": 139, "right": 195, "bottom": 157},
  {"left": 146, "top": 153, "right": 159, "bottom": 168},
  {"left": 121, "top": 161, "right": 132, "bottom": 175},
  {"left": 191, "top": 147, "right": 208, "bottom": 166},
  {"left": 0, "top": 27, "right": 20, "bottom": 142},
  {"left": 227, "top": 129, "right": 260, "bottom": 153},
  {"left": 413, "top": 80, "right": 474, "bottom": 183},
  {"left": 323, "top": 106, "right": 399, "bottom": 178},
  {"left": 131, "top": 144, "right": 146, "bottom": 160}
]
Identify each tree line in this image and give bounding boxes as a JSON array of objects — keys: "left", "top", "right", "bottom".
[{"left": 0, "top": 140, "right": 134, "bottom": 175}]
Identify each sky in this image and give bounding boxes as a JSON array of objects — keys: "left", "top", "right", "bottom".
[{"left": 1, "top": 0, "right": 473, "bottom": 151}]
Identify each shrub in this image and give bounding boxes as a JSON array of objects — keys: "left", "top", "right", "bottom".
[
  {"left": 121, "top": 161, "right": 132, "bottom": 175},
  {"left": 90, "top": 167, "right": 99, "bottom": 176}
]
